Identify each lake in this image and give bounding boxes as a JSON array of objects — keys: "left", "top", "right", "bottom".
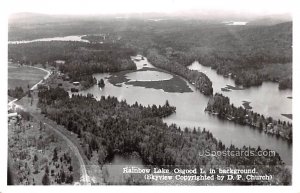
[
  {"left": 78, "top": 56, "right": 292, "bottom": 165},
  {"left": 8, "top": 35, "right": 89, "bottom": 44},
  {"left": 188, "top": 61, "right": 292, "bottom": 122}
]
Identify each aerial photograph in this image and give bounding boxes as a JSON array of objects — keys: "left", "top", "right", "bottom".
[{"left": 6, "top": 0, "right": 293, "bottom": 186}]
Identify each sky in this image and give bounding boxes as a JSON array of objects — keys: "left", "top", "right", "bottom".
[{"left": 6, "top": 0, "right": 293, "bottom": 16}]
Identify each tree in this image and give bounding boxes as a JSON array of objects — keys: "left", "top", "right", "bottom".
[
  {"left": 45, "top": 165, "right": 49, "bottom": 175},
  {"left": 33, "top": 154, "right": 38, "bottom": 162},
  {"left": 165, "top": 100, "right": 170, "bottom": 107},
  {"left": 98, "top": 79, "right": 105, "bottom": 88},
  {"left": 68, "top": 165, "right": 73, "bottom": 172},
  {"left": 253, "top": 113, "right": 257, "bottom": 123},
  {"left": 52, "top": 148, "right": 58, "bottom": 162},
  {"left": 28, "top": 90, "right": 31, "bottom": 97},
  {"left": 40, "top": 121, "right": 43, "bottom": 131},
  {"left": 98, "top": 148, "right": 107, "bottom": 167},
  {"left": 259, "top": 122, "right": 263, "bottom": 130},
  {"left": 33, "top": 162, "right": 39, "bottom": 174},
  {"left": 66, "top": 174, "right": 74, "bottom": 184},
  {"left": 42, "top": 173, "right": 50, "bottom": 185},
  {"left": 60, "top": 170, "right": 66, "bottom": 183},
  {"left": 8, "top": 86, "right": 25, "bottom": 99},
  {"left": 267, "top": 117, "right": 273, "bottom": 123}
]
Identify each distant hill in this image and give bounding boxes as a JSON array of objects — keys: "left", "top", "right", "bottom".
[
  {"left": 247, "top": 14, "right": 291, "bottom": 26},
  {"left": 9, "top": 12, "right": 59, "bottom": 24},
  {"left": 8, "top": 12, "right": 93, "bottom": 25},
  {"left": 214, "top": 22, "right": 292, "bottom": 55}
]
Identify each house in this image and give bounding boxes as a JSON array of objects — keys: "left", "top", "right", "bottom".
[
  {"left": 55, "top": 60, "right": 65, "bottom": 64},
  {"left": 73, "top": 82, "right": 80, "bottom": 86},
  {"left": 8, "top": 112, "right": 18, "bottom": 118}
]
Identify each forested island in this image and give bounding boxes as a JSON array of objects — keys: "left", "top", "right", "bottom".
[{"left": 205, "top": 93, "right": 292, "bottom": 141}]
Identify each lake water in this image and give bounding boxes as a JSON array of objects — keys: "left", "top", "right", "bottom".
[
  {"left": 188, "top": 61, "right": 292, "bottom": 122},
  {"left": 8, "top": 35, "right": 89, "bottom": 44},
  {"left": 78, "top": 56, "right": 292, "bottom": 165}
]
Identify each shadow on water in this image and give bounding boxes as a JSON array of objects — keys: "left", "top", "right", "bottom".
[{"left": 102, "top": 153, "right": 149, "bottom": 185}]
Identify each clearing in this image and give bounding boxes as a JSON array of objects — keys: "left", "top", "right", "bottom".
[{"left": 8, "top": 63, "right": 48, "bottom": 91}]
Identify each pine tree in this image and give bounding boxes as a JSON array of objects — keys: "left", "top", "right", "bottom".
[
  {"left": 52, "top": 148, "right": 58, "bottom": 161},
  {"left": 42, "top": 173, "right": 50, "bottom": 185}
]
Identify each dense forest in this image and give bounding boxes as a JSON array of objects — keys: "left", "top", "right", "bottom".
[
  {"left": 9, "top": 15, "right": 292, "bottom": 90},
  {"left": 205, "top": 93, "right": 292, "bottom": 141},
  {"left": 147, "top": 49, "right": 213, "bottom": 95},
  {"left": 279, "top": 77, "right": 292, "bottom": 90},
  {"left": 119, "top": 21, "right": 292, "bottom": 89},
  {"left": 7, "top": 12, "right": 293, "bottom": 186},
  {"left": 36, "top": 87, "right": 291, "bottom": 185},
  {"left": 8, "top": 41, "right": 136, "bottom": 88}
]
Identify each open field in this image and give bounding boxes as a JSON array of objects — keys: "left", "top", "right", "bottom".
[{"left": 8, "top": 63, "right": 48, "bottom": 91}]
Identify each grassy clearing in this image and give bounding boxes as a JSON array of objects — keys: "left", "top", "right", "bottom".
[{"left": 8, "top": 63, "right": 47, "bottom": 90}]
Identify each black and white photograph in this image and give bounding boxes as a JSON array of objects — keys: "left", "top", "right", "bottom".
[{"left": 1, "top": 0, "right": 299, "bottom": 191}]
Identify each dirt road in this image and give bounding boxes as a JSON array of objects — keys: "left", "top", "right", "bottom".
[
  {"left": 41, "top": 118, "right": 91, "bottom": 185},
  {"left": 8, "top": 66, "right": 92, "bottom": 185}
]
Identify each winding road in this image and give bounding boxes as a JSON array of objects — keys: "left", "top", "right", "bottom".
[
  {"left": 8, "top": 65, "right": 91, "bottom": 185},
  {"left": 25, "top": 65, "right": 52, "bottom": 90},
  {"left": 39, "top": 117, "right": 91, "bottom": 185}
]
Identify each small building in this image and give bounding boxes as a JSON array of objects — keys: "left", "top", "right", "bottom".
[
  {"left": 73, "top": 82, "right": 80, "bottom": 86},
  {"left": 8, "top": 112, "right": 18, "bottom": 118},
  {"left": 55, "top": 60, "right": 65, "bottom": 64}
]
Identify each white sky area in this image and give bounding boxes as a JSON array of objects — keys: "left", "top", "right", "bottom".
[{"left": 6, "top": 0, "right": 292, "bottom": 16}]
